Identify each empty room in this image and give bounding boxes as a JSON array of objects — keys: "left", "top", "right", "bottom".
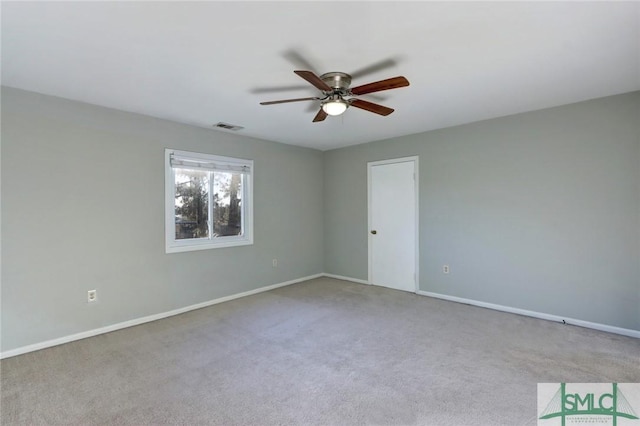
[{"left": 1, "top": 2, "right": 639, "bottom": 425}]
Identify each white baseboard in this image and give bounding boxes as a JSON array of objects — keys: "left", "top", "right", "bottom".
[
  {"left": 319, "top": 275, "right": 639, "bottom": 339},
  {"left": 0, "top": 273, "right": 323, "bottom": 360},
  {"left": 417, "top": 290, "right": 640, "bottom": 339},
  {"left": 3, "top": 274, "right": 636, "bottom": 359},
  {"left": 321, "top": 273, "right": 370, "bottom": 285}
]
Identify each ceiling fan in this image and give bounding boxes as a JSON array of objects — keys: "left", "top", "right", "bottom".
[{"left": 259, "top": 70, "right": 410, "bottom": 122}]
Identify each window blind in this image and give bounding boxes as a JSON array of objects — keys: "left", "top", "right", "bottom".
[{"left": 170, "top": 153, "right": 251, "bottom": 174}]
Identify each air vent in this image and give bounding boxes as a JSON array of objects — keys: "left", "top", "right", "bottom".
[{"left": 213, "top": 122, "right": 244, "bottom": 131}]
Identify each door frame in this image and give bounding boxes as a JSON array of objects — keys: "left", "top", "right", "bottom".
[{"left": 367, "top": 156, "right": 420, "bottom": 293}]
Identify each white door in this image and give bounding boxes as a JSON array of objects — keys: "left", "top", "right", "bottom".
[{"left": 368, "top": 158, "right": 418, "bottom": 292}]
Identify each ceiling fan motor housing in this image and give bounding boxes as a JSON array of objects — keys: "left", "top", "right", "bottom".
[{"left": 320, "top": 72, "right": 352, "bottom": 92}]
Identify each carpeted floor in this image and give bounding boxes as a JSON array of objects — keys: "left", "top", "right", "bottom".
[{"left": 1, "top": 277, "right": 639, "bottom": 425}]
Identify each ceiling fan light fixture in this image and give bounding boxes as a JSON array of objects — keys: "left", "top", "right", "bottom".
[{"left": 322, "top": 99, "right": 348, "bottom": 116}]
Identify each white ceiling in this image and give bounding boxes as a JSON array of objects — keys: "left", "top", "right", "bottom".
[{"left": 2, "top": 2, "right": 639, "bottom": 151}]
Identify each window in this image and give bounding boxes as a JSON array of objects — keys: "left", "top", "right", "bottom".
[{"left": 165, "top": 149, "right": 253, "bottom": 253}]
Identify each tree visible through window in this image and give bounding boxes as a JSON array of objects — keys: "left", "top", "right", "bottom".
[
  {"left": 174, "top": 169, "right": 209, "bottom": 239},
  {"left": 166, "top": 149, "right": 253, "bottom": 253},
  {"left": 213, "top": 172, "right": 242, "bottom": 237}
]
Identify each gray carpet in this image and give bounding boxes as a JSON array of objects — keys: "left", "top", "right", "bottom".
[{"left": 1, "top": 277, "right": 639, "bottom": 425}]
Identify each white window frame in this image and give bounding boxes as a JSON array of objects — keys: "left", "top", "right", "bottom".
[{"left": 165, "top": 149, "right": 253, "bottom": 253}]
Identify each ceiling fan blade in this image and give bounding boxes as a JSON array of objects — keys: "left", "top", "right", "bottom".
[
  {"left": 294, "top": 70, "right": 332, "bottom": 92},
  {"left": 283, "top": 49, "right": 320, "bottom": 74},
  {"left": 260, "top": 97, "right": 319, "bottom": 105},
  {"left": 251, "top": 85, "right": 312, "bottom": 94},
  {"left": 350, "top": 58, "right": 398, "bottom": 79},
  {"left": 350, "top": 99, "right": 395, "bottom": 116},
  {"left": 312, "top": 108, "right": 328, "bottom": 122},
  {"left": 350, "top": 76, "right": 410, "bottom": 96}
]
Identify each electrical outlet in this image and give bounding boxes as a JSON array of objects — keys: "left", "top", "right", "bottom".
[
  {"left": 443, "top": 265, "right": 450, "bottom": 274},
  {"left": 272, "top": 259, "right": 278, "bottom": 267},
  {"left": 87, "top": 289, "right": 97, "bottom": 303}
]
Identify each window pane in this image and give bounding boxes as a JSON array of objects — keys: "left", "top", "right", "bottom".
[
  {"left": 174, "top": 168, "right": 209, "bottom": 240},
  {"left": 213, "top": 172, "right": 242, "bottom": 237}
]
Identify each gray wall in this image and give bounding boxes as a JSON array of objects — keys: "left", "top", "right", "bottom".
[
  {"left": 1, "top": 87, "right": 324, "bottom": 352},
  {"left": 2, "top": 88, "right": 638, "bottom": 354},
  {"left": 324, "top": 91, "right": 640, "bottom": 331}
]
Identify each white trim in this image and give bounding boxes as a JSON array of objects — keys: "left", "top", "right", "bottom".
[
  {"left": 0, "top": 274, "right": 323, "bottom": 360},
  {"left": 322, "top": 273, "right": 370, "bottom": 285},
  {"left": 3, "top": 274, "right": 636, "bottom": 359},
  {"left": 367, "top": 156, "right": 419, "bottom": 293},
  {"left": 417, "top": 290, "right": 640, "bottom": 339}
]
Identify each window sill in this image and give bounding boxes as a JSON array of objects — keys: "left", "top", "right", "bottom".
[{"left": 166, "top": 237, "right": 253, "bottom": 254}]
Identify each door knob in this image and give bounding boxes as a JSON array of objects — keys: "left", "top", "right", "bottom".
[{"left": 371, "top": 230, "right": 377, "bottom": 235}]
